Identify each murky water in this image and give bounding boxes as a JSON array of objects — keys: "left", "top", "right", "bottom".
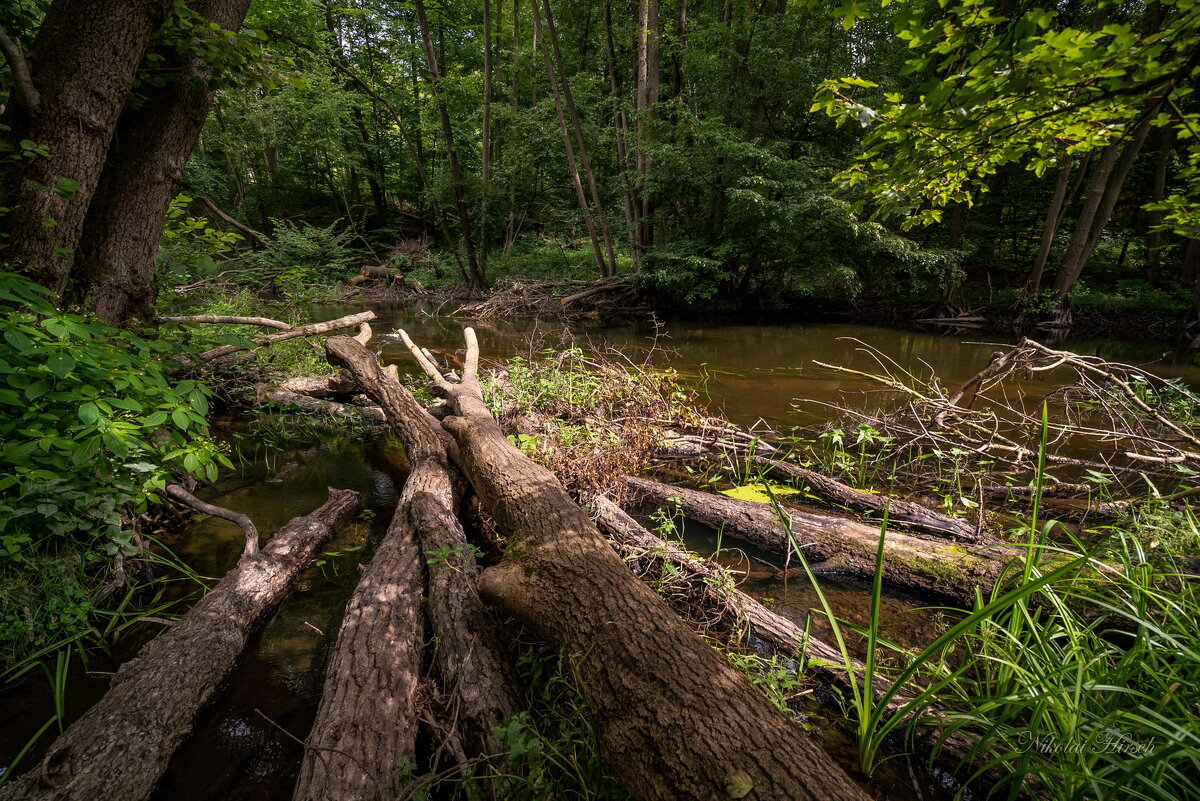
[{"left": 3, "top": 308, "right": 1197, "bottom": 797}]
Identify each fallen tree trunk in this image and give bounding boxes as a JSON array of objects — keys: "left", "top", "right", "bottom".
[
  {"left": 0, "top": 489, "right": 360, "bottom": 801},
  {"left": 307, "top": 333, "right": 521, "bottom": 770},
  {"left": 276, "top": 372, "right": 360, "bottom": 397},
  {"left": 750, "top": 455, "right": 983, "bottom": 542},
  {"left": 262, "top": 389, "right": 387, "bottom": 424},
  {"left": 397, "top": 328, "right": 869, "bottom": 801},
  {"left": 593, "top": 497, "right": 1031, "bottom": 797},
  {"left": 292, "top": 477, "right": 425, "bottom": 798},
  {"left": 193, "top": 310, "right": 377, "bottom": 363},
  {"left": 625, "top": 475, "right": 1021, "bottom": 606}
]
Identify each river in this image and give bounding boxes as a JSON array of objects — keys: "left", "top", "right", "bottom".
[{"left": 3, "top": 308, "right": 1196, "bottom": 799}]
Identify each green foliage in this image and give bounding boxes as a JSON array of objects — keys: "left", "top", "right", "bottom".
[
  {"left": 816, "top": 0, "right": 1200, "bottom": 234},
  {"left": 158, "top": 194, "right": 243, "bottom": 283},
  {"left": 239, "top": 218, "right": 357, "bottom": 295},
  {"left": 0, "top": 272, "right": 229, "bottom": 660}
]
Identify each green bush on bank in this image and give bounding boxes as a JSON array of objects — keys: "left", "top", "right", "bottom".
[{"left": 0, "top": 272, "right": 228, "bottom": 664}]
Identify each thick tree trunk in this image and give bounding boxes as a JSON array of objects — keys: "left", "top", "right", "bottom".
[
  {"left": 0, "top": 0, "right": 174, "bottom": 296},
  {"left": 291, "top": 485, "right": 425, "bottom": 801},
  {"left": 321, "top": 333, "right": 522, "bottom": 761},
  {"left": 625, "top": 476, "right": 1019, "bottom": 606},
  {"left": 750, "top": 455, "right": 982, "bottom": 542},
  {"left": 0, "top": 489, "right": 360, "bottom": 801},
  {"left": 396, "top": 328, "right": 869, "bottom": 801},
  {"left": 71, "top": 0, "right": 252, "bottom": 323}
]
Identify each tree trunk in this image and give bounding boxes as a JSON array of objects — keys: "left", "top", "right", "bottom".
[
  {"left": 1144, "top": 126, "right": 1173, "bottom": 284},
  {"left": 413, "top": 0, "right": 486, "bottom": 289},
  {"left": 323, "top": 333, "right": 522, "bottom": 760},
  {"left": 603, "top": 1, "right": 639, "bottom": 265},
  {"left": 530, "top": 0, "right": 608, "bottom": 277},
  {"left": 1052, "top": 114, "right": 1155, "bottom": 303},
  {"left": 0, "top": 0, "right": 174, "bottom": 297},
  {"left": 624, "top": 476, "right": 1019, "bottom": 606},
  {"left": 394, "top": 328, "right": 869, "bottom": 801},
  {"left": 481, "top": 0, "right": 493, "bottom": 268},
  {"left": 71, "top": 0, "right": 253, "bottom": 323},
  {"left": 542, "top": 0, "right": 619, "bottom": 277},
  {"left": 749, "top": 455, "right": 983, "bottom": 542},
  {"left": 0, "top": 489, "right": 361, "bottom": 801},
  {"left": 634, "top": 0, "right": 659, "bottom": 253},
  {"left": 291, "top": 487, "right": 425, "bottom": 801},
  {"left": 1024, "top": 158, "right": 1072, "bottom": 296}
]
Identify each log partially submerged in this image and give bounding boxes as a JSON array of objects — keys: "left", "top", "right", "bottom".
[
  {"left": 625, "top": 475, "right": 1022, "bottom": 606},
  {"left": 750, "top": 454, "right": 984, "bottom": 542},
  {"left": 296, "top": 332, "right": 519, "bottom": 787},
  {"left": 396, "top": 328, "right": 869, "bottom": 801},
  {"left": 0, "top": 489, "right": 360, "bottom": 801}
]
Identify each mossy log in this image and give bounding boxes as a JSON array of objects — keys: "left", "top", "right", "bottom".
[
  {"left": 0, "top": 489, "right": 361, "bottom": 801},
  {"left": 750, "top": 455, "right": 984, "bottom": 542},
  {"left": 395, "top": 327, "right": 869, "bottom": 801},
  {"left": 625, "top": 475, "right": 1023, "bottom": 606}
]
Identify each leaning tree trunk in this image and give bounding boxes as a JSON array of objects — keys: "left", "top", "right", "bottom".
[
  {"left": 395, "top": 328, "right": 869, "bottom": 801},
  {"left": 0, "top": 0, "right": 174, "bottom": 297},
  {"left": 625, "top": 475, "right": 1020, "bottom": 606},
  {"left": 0, "top": 489, "right": 360, "bottom": 801},
  {"left": 71, "top": 0, "right": 253, "bottom": 323}
]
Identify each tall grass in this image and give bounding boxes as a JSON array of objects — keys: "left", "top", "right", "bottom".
[{"left": 771, "top": 403, "right": 1200, "bottom": 798}]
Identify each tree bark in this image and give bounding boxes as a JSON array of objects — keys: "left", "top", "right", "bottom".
[
  {"left": 0, "top": 0, "right": 174, "bottom": 297},
  {"left": 625, "top": 476, "right": 1020, "bottom": 606},
  {"left": 291, "top": 482, "right": 425, "bottom": 801},
  {"left": 0, "top": 489, "right": 361, "bottom": 801},
  {"left": 322, "top": 333, "right": 522, "bottom": 761},
  {"left": 395, "top": 328, "right": 869, "bottom": 801},
  {"left": 1144, "top": 126, "right": 1173, "bottom": 284},
  {"left": 71, "top": 0, "right": 253, "bottom": 323},
  {"left": 633, "top": 0, "right": 659, "bottom": 253}
]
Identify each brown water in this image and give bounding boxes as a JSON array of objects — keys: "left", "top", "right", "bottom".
[{"left": 3, "top": 309, "right": 1197, "bottom": 797}]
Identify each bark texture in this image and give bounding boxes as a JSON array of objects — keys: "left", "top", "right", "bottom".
[
  {"left": 324, "top": 334, "right": 521, "bottom": 759},
  {"left": 397, "top": 328, "right": 869, "bottom": 801},
  {"left": 0, "top": 0, "right": 174, "bottom": 295},
  {"left": 625, "top": 476, "right": 1021, "bottom": 606},
  {"left": 0, "top": 489, "right": 360, "bottom": 801},
  {"left": 72, "top": 0, "right": 252, "bottom": 323},
  {"left": 291, "top": 481, "right": 425, "bottom": 801}
]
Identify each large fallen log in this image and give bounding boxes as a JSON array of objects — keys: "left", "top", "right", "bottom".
[
  {"left": 292, "top": 468, "right": 425, "bottom": 796},
  {"left": 296, "top": 332, "right": 519, "bottom": 785},
  {"left": 0, "top": 489, "right": 360, "bottom": 801},
  {"left": 750, "top": 454, "right": 984, "bottom": 542},
  {"left": 396, "top": 328, "right": 869, "bottom": 801},
  {"left": 592, "top": 498, "right": 1017, "bottom": 795},
  {"left": 625, "top": 475, "right": 1022, "bottom": 606}
]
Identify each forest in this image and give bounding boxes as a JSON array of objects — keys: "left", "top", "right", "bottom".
[{"left": 1, "top": 0, "right": 1199, "bottom": 799}]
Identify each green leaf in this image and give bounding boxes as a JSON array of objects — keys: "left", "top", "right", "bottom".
[
  {"left": 46, "top": 352, "right": 75, "bottom": 378},
  {"left": 78, "top": 402, "right": 102, "bottom": 425},
  {"left": 171, "top": 407, "right": 191, "bottom": 431}
]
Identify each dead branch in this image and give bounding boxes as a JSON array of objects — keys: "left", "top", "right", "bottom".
[{"left": 165, "top": 483, "right": 259, "bottom": 558}]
